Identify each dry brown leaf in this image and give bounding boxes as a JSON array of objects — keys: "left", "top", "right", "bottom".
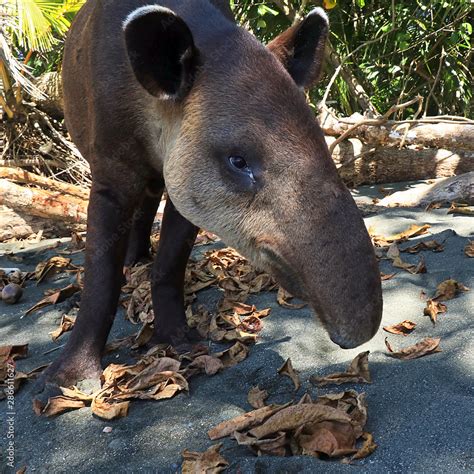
[
  {"left": 278, "top": 358, "right": 301, "bottom": 390},
  {"left": 247, "top": 386, "right": 268, "bottom": 409},
  {"left": 370, "top": 224, "right": 431, "bottom": 247},
  {"left": 385, "top": 337, "right": 442, "bottom": 360},
  {"left": 310, "top": 352, "right": 371, "bottom": 387},
  {"left": 433, "top": 279, "right": 469, "bottom": 301},
  {"left": 91, "top": 398, "right": 130, "bottom": 420},
  {"left": 351, "top": 432, "right": 378, "bottom": 460},
  {"left": 423, "top": 299, "right": 447, "bottom": 324},
  {"left": 215, "top": 342, "right": 249, "bottom": 368},
  {"left": 316, "top": 391, "right": 368, "bottom": 438},
  {"left": 277, "top": 287, "right": 306, "bottom": 309},
  {"left": 182, "top": 444, "right": 229, "bottom": 474},
  {"left": 34, "top": 396, "right": 86, "bottom": 417},
  {"left": 235, "top": 430, "right": 288, "bottom": 456},
  {"left": 50, "top": 314, "right": 76, "bottom": 341},
  {"left": 383, "top": 320, "right": 416, "bottom": 336},
  {"left": 403, "top": 240, "right": 444, "bottom": 253},
  {"left": 386, "top": 243, "right": 400, "bottom": 259},
  {"left": 35, "top": 256, "right": 76, "bottom": 283},
  {"left": 208, "top": 404, "right": 288, "bottom": 440},
  {"left": 0, "top": 344, "right": 28, "bottom": 382},
  {"left": 447, "top": 204, "right": 474, "bottom": 216},
  {"left": 391, "top": 256, "right": 426, "bottom": 274},
  {"left": 25, "top": 284, "right": 80, "bottom": 316},
  {"left": 296, "top": 420, "right": 358, "bottom": 457},
  {"left": 249, "top": 404, "right": 352, "bottom": 439},
  {"left": 465, "top": 240, "right": 474, "bottom": 258},
  {"left": 188, "top": 355, "right": 223, "bottom": 376},
  {"left": 380, "top": 272, "right": 396, "bottom": 281}
]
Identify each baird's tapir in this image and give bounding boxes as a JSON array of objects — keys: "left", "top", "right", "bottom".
[{"left": 36, "top": 0, "right": 382, "bottom": 393}]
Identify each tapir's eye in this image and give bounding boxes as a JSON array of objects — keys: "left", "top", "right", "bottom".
[
  {"left": 226, "top": 155, "right": 256, "bottom": 186},
  {"left": 228, "top": 155, "right": 248, "bottom": 170}
]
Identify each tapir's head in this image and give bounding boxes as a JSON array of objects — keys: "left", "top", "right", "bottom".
[{"left": 124, "top": 4, "right": 382, "bottom": 348}]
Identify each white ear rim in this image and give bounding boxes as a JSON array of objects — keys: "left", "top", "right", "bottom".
[
  {"left": 306, "top": 7, "right": 329, "bottom": 25},
  {"left": 123, "top": 5, "right": 176, "bottom": 30}
]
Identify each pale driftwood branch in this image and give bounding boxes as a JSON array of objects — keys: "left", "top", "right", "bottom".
[
  {"left": 328, "top": 97, "right": 422, "bottom": 154},
  {"left": 0, "top": 179, "right": 87, "bottom": 224},
  {"left": 327, "top": 137, "right": 474, "bottom": 186},
  {"left": 0, "top": 167, "right": 89, "bottom": 200}
]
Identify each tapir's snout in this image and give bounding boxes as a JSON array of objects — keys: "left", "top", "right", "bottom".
[{"left": 258, "top": 174, "right": 383, "bottom": 350}]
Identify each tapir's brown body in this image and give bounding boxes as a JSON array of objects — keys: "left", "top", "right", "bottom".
[{"left": 36, "top": 0, "right": 382, "bottom": 392}]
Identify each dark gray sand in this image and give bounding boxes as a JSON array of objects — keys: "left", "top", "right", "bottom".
[{"left": 1, "top": 184, "right": 473, "bottom": 473}]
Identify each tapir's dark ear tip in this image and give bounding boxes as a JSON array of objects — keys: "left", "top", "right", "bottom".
[
  {"left": 122, "top": 5, "right": 176, "bottom": 30},
  {"left": 306, "top": 7, "right": 329, "bottom": 27}
]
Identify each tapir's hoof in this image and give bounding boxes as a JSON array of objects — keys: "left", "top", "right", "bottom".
[
  {"left": 32, "top": 355, "right": 102, "bottom": 397},
  {"left": 148, "top": 325, "right": 203, "bottom": 352}
]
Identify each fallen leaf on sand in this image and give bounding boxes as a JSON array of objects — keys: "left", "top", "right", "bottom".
[
  {"left": 91, "top": 398, "right": 130, "bottom": 420},
  {"left": 391, "top": 256, "right": 426, "bottom": 274},
  {"left": 351, "top": 431, "right": 378, "bottom": 460},
  {"left": 385, "top": 337, "right": 441, "bottom": 360},
  {"left": 447, "top": 203, "right": 474, "bottom": 216},
  {"left": 211, "top": 389, "right": 375, "bottom": 461},
  {"left": 33, "top": 396, "right": 87, "bottom": 417},
  {"left": 310, "top": 351, "right": 371, "bottom": 386},
  {"left": 278, "top": 358, "right": 301, "bottom": 390},
  {"left": 402, "top": 240, "right": 444, "bottom": 253},
  {"left": 215, "top": 342, "right": 250, "bottom": 368},
  {"left": 433, "top": 279, "right": 469, "bottom": 301},
  {"left": 35, "top": 256, "right": 77, "bottom": 283},
  {"left": 386, "top": 243, "right": 400, "bottom": 259},
  {"left": 182, "top": 444, "right": 229, "bottom": 474},
  {"left": 465, "top": 240, "right": 474, "bottom": 257},
  {"left": 50, "top": 314, "right": 76, "bottom": 341},
  {"left": 423, "top": 299, "right": 447, "bottom": 325},
  {"left": 248, "top": 403, "right": 352, "bottom": 440},
  {"left": 187, "top": 355, "right": 223, "bottom": 376},
  {"left": 248, "top": 386, "right": 268, "bottom": 409},
  {"left": 0, "top": 344, "right": 28, "bottom": 382},
  {"left": 208, "top": 404, "right": 288, "bottom": 440},
  {"left": 383, "top": 320, "right": 416, "bottom": 336},
  {"left": 381, "top": 272, "right": 396, "bottom": 281},
  {"left": 25, "top": 284, "right": 80, "bottom": 316},
  {"left": 370, "top": 224, "right": 431, "bottom": 247},
  {"left": 277, "top": 287, "right": 306, "bottom": 309}
]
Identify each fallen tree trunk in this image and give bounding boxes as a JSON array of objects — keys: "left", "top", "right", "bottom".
[
  {"left": 327, "top": 137, "right": 474, "bottom": 186},
  {"left": 320, "top": 111, "right": 474, "bottom": 150},
  {"left": 376, "top": 172, "right": 474, "bottom": 207},
  {"left": 0, "top": 167, "right": 89, "bottom": 200},
  {"left": 0, "top": 205, "right": 74, "bottom": 241},
  {"left": 0, "top": 179, "right": 87, "bottom": 224}
]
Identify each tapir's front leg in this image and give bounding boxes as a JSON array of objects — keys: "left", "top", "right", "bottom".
[
  {"left": 151, "top": 199, "right": 199, "bottom": 345},
  {"left": 35, "top": 179, "right": 142, "bottom": 392}
]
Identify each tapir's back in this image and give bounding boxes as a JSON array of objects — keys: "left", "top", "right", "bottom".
[{"left": 62, "top": 0, "right": 235, "bottom": 162}]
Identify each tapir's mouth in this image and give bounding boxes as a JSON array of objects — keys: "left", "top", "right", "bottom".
[{"left": 259, "top": 246, "right": 307, "bottom": 300}]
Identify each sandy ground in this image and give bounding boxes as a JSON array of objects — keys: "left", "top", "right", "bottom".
[{"left": 1, "top": 183, "right": 473, "bottom": 473}]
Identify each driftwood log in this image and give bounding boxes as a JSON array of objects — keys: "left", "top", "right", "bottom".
[
  {"left": 0, "top": 179, "right": 87, "bottom": 224},
  {"left": 327, "top": 137, "right": 474, "bottom": 186},
  {"left": 0, "top": 167, "right": 89, "bottom": 200},
  {"left": 0, "top": 205, "right": 74, "bottom": 241},
  {"left": 377, "top": 172, "right": 474, "bottom": 207}
]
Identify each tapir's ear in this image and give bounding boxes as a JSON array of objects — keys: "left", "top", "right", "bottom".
[
  {"left": 267, "top": 8, "right": 329, "bottom": 89},
  {"left": 123, "top": 6, "right": 200, "bottom": 99}
]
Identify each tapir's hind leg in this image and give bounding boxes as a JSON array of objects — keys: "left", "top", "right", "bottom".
[
  {"left": 125, "top": 179, "right": 164, "bottom": 267},
  {"left": 150, "top": 199, "right": 199, "bottom": 346},
  {"left": 35, "top": 172, "right": 145, "bottom": 393}
]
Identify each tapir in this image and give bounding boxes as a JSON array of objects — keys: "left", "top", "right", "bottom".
[{"left": 36, "top": 0, "right": 382, "bottom": 393}]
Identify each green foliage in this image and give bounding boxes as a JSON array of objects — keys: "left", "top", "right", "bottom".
[
  {"left": 3, "top": 0, "right": 85, "bottom": 52},
  {"left": 234, "top": 0, "right": 473, "bottom": 118}
]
